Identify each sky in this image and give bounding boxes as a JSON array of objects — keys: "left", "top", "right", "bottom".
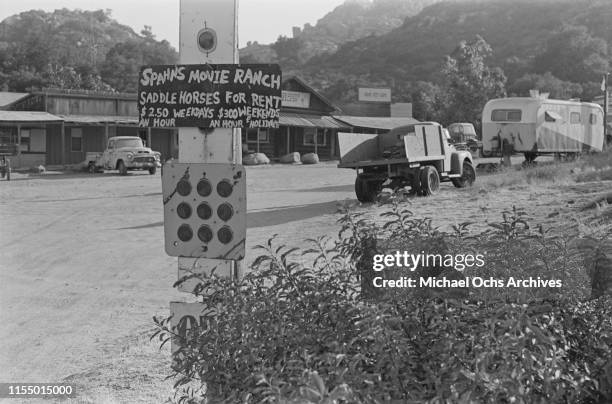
[{"left": 0, "top": 0, "right": 348, "bottom": 48}]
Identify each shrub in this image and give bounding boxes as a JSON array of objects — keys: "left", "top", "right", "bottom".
[{"left": 153, "top": 201, "right": 612, "bottom": 403}]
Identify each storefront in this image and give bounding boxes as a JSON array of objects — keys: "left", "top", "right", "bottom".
[{"left": 242, "top": 76, "right": 350, "bottom": 160}]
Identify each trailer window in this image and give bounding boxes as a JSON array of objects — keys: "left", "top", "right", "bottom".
[
  {"left": 590, "top": 113, "right": 597, "bottom": 125},
  {"left": 545, "top": 111, "right": 563, "bottom": 122},
  {"left": 491, "top": 109, "right": 522, "bottom": 122},
  {"left": 570, "top": 112, "right": 581, "bottom": 124}
]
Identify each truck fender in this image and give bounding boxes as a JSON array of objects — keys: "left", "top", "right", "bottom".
[{"left": 450, "top": 151, "right": 472, "bottom": 175}]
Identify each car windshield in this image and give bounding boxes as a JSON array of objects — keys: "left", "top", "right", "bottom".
[{"left": 115, "top": 138, "right": 143, "bottom": 148}]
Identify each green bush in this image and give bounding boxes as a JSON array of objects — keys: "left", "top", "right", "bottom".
[{"left": 153, "top": 202, "right": 612, "bottom": 403}]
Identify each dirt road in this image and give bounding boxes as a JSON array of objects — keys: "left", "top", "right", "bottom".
[{"left": 0, "top": 161, "right": 608, "bottom": 403}]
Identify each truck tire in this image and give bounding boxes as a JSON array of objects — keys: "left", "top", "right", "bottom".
[
  {"left": 355, "top": 175, "right": 380, "bottom": 203},
  {"left": 117, "top": 160, "right": 128, "bottom": 176},
  {"left": 452, "top": 161, "right": 476, "bottom": 188},
  {"left": 419, "top": 166, "right": 440, "bottom": 196},
  {"left": 149, "top": 167, "right": 157, "bottom": 175}
]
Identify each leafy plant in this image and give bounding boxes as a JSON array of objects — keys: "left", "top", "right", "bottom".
[{"left": 153, "top": 203, "right": 611, "bottom": 403}]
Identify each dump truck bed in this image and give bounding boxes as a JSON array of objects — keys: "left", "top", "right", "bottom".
[{"left": 337, "top": 124, "right": 448, "bottom": 169}]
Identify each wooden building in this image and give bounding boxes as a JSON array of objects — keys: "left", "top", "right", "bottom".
[
  {"left": 242, "top": 77, "right": 350, "bottom": 160},
  {"left": 1, "top": 89, "right": 177, "bottom": 169}
]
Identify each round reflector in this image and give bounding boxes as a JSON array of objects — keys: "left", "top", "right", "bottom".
[
  {"left": 177, "top": 224, "right": 193, "bottom": 242},
  {"left": 196, "top": 202, "right": 212, "bottom": 220},
  {"left": 217, "top": 202, "right": 233, "bottom": 221},
  {"left": 176, "top": 179, "right": 192, "bottom": 196},
  {"left": 197, "top": 179, "right": 212, "bottom": 197},
  {"left": 217, "top": 226, "right": 233, "bottom": 244},
  {"left": 197, "top": 225, "right": 213, "bottom": 243},
  {"left": 197, "top": 28, "right": 217, "bottom": 52},
  {"left": 176, "top": 202, "right": 192, "bottom": 219},
  {"left": 217, "top": 180, "right": 233, "bottom": 197}
]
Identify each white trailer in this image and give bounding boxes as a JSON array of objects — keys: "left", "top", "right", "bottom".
[{"left": 482, "top": 97, "right": 604, "bottom": 162}]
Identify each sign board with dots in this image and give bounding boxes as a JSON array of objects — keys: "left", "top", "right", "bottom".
[{"left": 162, "top": 161, "right": 246, "bottom": 259}]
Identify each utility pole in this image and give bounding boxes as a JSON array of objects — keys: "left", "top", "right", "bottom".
[{"left": 136, "top": 0, "right": 281, "bottom": 354}]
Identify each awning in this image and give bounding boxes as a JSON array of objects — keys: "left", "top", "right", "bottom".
[
  {"left": 333, "top": 115, "right": 419, "bottom": 130},
  {"left": 279, "top": 112, "right": 350, "bottom": 129},
  {"left": 59, "top": 114, "right": 138, "bottom": 125},
  {"left": 0, "top": 111, "right": 63, "bottom": 123}
]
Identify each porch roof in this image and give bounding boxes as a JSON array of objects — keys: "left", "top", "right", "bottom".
[
  {"left": 59, "top": 114, "right": 138, "bottom": 125},
  {"left": 332, "top": 115, "right": 419, "bottom": 130},
  {"left": 279, "top": 112, "right": 349, "bottom": 129},
  {"left": 0, "top": 111, "right": 63, "bottom": 123}
]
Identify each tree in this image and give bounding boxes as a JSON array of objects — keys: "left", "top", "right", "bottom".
[
  {"left": 533, "top": 25, "right": 608, "bottom": 83},
  {"left": 441, "top": 35, "right": 507, "bottom": 130},
  {"left": 508, "top": 72, "right": 583, "bottom": 99},
  {"left": 409, "top": 81, "right": 444, "bottom": 122},
  {"left": 101, "top": 35, "right": 177, "bottom": 92}
]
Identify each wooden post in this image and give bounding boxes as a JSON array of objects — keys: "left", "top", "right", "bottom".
[
  {"left": 146, "top": 127, "right": 152, "bottom": 148},
  {"left": 61, "top": 122, "right": 66, "bottom": 165},
  {"left": 16, "top": 124, "right": 21, "bottom": 157},
  {"left": 177, "top": 0, "right": 242, "bottom": 282},
  {"left": 604, "top": 73, "right": 608, "bottom": 150}
]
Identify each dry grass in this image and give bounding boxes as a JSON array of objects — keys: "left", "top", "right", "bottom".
[{"left": 474, "top": 148, "right": 612, "bottom": 191}]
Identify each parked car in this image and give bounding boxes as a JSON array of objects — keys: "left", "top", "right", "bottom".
[{"left": 86, "top": 136, "right": 161, "bottom": 175}]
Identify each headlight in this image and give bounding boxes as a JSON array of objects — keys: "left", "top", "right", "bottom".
[
  {"left": 127, "top": 153, "right": 134, "bottom": 161},
  {"left": 154, "top": 153, "right": 161, "bottom": 161}
]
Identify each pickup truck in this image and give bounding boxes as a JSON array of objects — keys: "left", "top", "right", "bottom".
[
  {"left": 338, "top": 122, "right": 476, "bottom": 202},
  {"left": 86, "top": 136, "right": 161, "bottom": 175}
]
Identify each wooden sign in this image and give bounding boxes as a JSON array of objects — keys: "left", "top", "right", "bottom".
[{"left": 138, "top": 64, "right": 281, "bottom": 129}]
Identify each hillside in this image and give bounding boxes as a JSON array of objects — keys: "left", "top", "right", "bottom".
[
  {"left": 240, "top": 0, "right": 443, "bottom": 65},
  {"left": 301, "top": 0, "right": 612, "bottom": 102},
  {"left": 0, "top": 9, "right": 177, "bottom": 92}
]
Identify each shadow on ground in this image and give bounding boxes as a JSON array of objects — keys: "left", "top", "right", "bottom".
[{"left": 119, "top": 200, "right": 351, "bottom": 230}]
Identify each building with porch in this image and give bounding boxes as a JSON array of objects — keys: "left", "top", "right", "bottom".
[
  {"left": 1, "top": 89, "right": 177, "bottom": 169},
  {"left": 0, "top": 77, "right": 422, "bottom": 169}
]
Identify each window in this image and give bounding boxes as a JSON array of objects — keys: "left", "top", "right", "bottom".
[
  {"left": 590, "top": 113, "right": 598, "bottom": 125},
  {"left": 246, "top": 128, "right": 269, "bottom": 143},
  {"left": 570, "top": 112, "right": 581, "bottom": 124},
  {"left": 71, "top": 128, "right": 83, "bottom": 152},
  {"left": 303, "top": 128, "right": 327, "bottom": 146},
  {"left": 19, "top": 129, "right": 30, "bottom": 152},
  {"left": 545, "top": 110, "right": 563, "bottom": 122},
  {"left": 491, "top": 109, "right": 522, "bottom": 122}
]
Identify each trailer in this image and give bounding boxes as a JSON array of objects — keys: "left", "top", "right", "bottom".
[
  {"left": 338, "top": 123, "right": 475, "bottom": 202},
  {"left": 482, "top": 97, "right": 605, "bottom": 163}
]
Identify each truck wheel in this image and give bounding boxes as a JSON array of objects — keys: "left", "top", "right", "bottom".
[
  {"left": 88, "top": 162, "right": 96, "bottom": 173},
  {"left": 419, "top": 166, "right": 440, "bottom": 196},
  {"left": 452, "top": 161, "right": 476, "bottom": 188},
  {"left": 148, "top": 167, "right": 157, "bottom": 175},
  {"left": 117, "top": 160, "right": 128, "bottom": 176},
  {"left": 355, "top": 175, "right": 380, "bottom": 203}
]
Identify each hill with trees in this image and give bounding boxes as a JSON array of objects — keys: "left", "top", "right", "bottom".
[
  {"left": 299, "top": 0, "right": 611, "bottom": 108},
  {"left": 240, "top": 0, "right": 443, "bottom": 67},
  {"left": 0, "top": 9, "right": 177, "bottom": 93}
]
